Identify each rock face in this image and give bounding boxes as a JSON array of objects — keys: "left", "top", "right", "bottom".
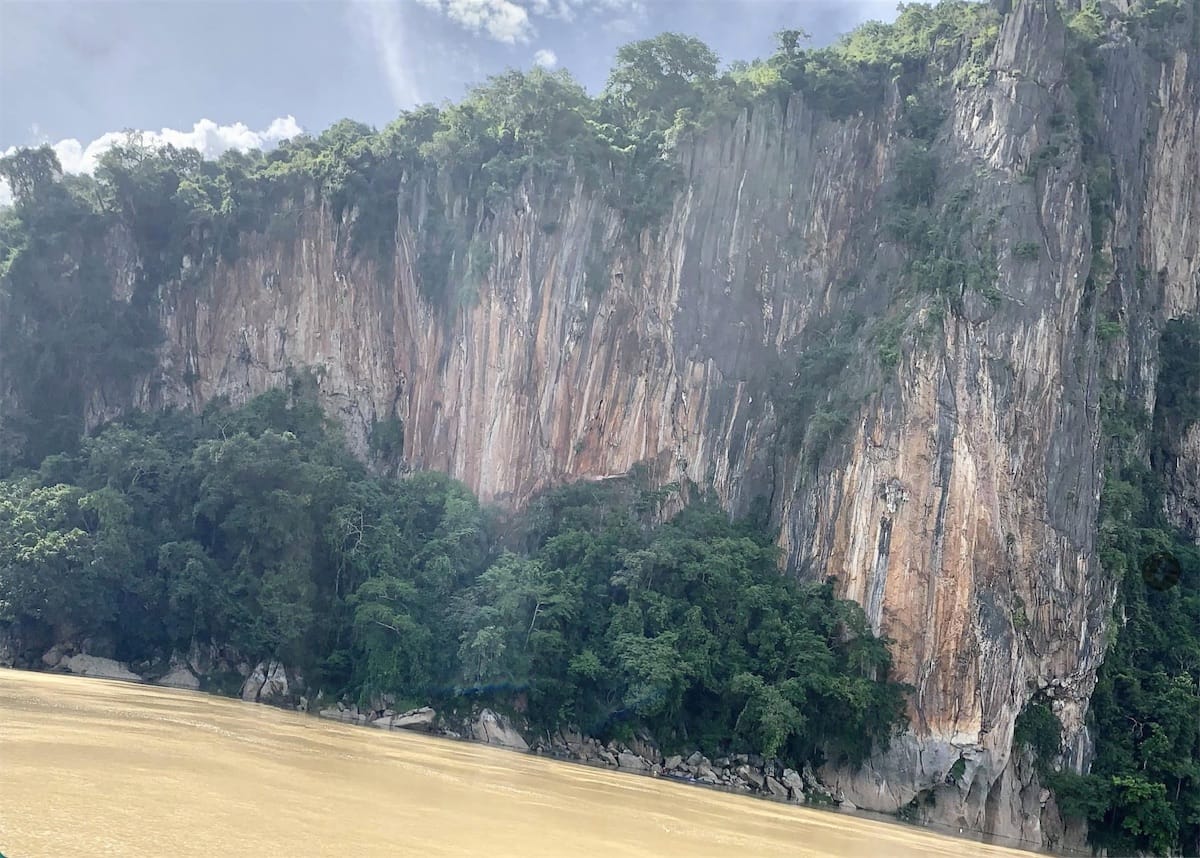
[
  {"left": 470, "top": 708, "right": 530, "bottom": 751},
  {"left": 58, "top": 654, "right": 143, "bottom": 682},
  {"left": 392, "top": 707, "right": 437, "bottom": 732},
  {"left": 157, "top": 663, "right": 201, "bottom": 691},
  {"left": 240, "top": 660, "right": 300, "bottom": 706},
  {"left": 58, "top": 0, "right": 1199, "bottom": 847}
]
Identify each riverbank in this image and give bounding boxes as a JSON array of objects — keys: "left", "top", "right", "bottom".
[
  {"left": 9, "top": 645, "right": 852, "bottom": 808},
  {"left": 1, "top": 658, "right": 1074, "bottom": 856},
  {"left": 319, "top": 696, "right": 842, "bottom": 805},
  {"left": 2, "top": 667, "right": 1045, "bottom": 858}
]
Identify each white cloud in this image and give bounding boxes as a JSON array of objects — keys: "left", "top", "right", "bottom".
[
  {"left": 0, "top": 117, "right": 302, "bottom": 207},
  {"left": 416, "top": 0, "right": 643, "bottom": 44},
  {"left": 533, "top": 48, "right": 558, "bottom": 68},
  {"left": 416, "top": 0, "right": 534, "bottom": 43},
  {"left": 351, "top": 1, "right": 423, "bottom": 108}
]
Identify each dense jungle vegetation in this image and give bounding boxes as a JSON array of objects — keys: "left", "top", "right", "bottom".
[
  {"left": 0, "top": 381, "right": 908, "bottom": 769},
  {"left": 2, "top": 0, "right": 1198, "bottom": 851}
]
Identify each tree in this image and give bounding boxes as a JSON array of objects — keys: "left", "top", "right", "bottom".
[
  {"left": 604, "top": 33, "right": 719, "bottom": 130},
  {"left": 0, "top": 145, "right": 63, "bottom": 207}
]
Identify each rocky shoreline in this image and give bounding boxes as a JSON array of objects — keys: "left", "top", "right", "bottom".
[
  {"left": 13, "top": 641, "right": 853, "bottom": 811},
  {"left": 319, "top": 699, "right": 849, "bottom": 808}
]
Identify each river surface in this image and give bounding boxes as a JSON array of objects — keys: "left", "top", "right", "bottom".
[{"left": 0, "top": 669, "right": 1035, "bottom": 857}]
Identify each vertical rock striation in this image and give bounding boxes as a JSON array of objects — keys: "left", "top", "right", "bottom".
[{"left": 61, "top": 0, "right": 1197, "bottom": 848}]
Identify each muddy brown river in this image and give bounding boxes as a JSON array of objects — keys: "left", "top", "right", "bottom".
[{"left": 0, "top": 669, "right": 1036, "bottom": 857}]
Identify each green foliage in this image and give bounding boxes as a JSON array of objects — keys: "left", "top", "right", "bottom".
[
  {"left": 1013, "top": 699, "right": 1062, "bottom": 774},
  {"left": 368, "top": 416, "right": 405, "bottom": 461},
  {"left": 1096, "top": 317, "right": 1124, "bottom": 343},
  {"left": 892, "top": 143, "right": 938, "bottom": 208},
  {"left": 0, "top": 149, "right": 162, "bottom": 471},
  {"left": 770, "top": 316, "right": 865, "bottom": 461},
  {"left": 767, "top": 2, "right": 1001, "bottom": 116},
  {"left": 1055, "top": 318, "right": 1200, "bottom": 855},
  {"left": 947, "top": 756, "right": 967, "bottom": 784},
  {"left": 1067, "top": 1, "right": 1107, "bottom": 44},
  {"left": 886, "top": 184, "right": 999, "bottom": 307},
  {"left": 1013, "top": 241, "right": 1040, "bottom": 261},
  {"left": 458, "top": 485, "right": 909, "bottom": 764},
  {"left": 604, "top": 34, "right": 719, "bottom": 133},
  {"left": 876, "top": 317, "right": 905, "bottom": 371},
  {"left": 0, "top": 387, "right": 907, "bottom": 773}
]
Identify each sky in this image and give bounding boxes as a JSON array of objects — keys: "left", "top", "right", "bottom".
[{"left": 0, "top": 0, "right": 906, "bottom": 173}]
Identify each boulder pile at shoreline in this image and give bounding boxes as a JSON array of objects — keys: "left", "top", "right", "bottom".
[{"left": 315, "top": 700, "right": 850, "bottom": 808}]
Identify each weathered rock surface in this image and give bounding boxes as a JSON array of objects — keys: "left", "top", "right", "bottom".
[
  {"left": 56, "top": 0, "right": 1198, "bottom": 847},
  {"left": 393, "top": 707, "right": 437, "bottom": 731},
  {"left": 240, "top": 660, "right": 300, "bottom": 706},
  {"left": 157, "top": 663, "right": 201, "bottom": 691},
  {"left": 470, "top": 708, "right": 529, "bottom": 751},
  {"left": 617, "top": 751, "right": 650, "bottom": 771},
  {"left": 59, "top": 654, "right": 142, "bottom": 682}
]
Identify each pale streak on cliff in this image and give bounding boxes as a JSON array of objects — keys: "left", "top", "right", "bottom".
[{"left": 88, "top": 0, "right": 1198, "bottom": 849}]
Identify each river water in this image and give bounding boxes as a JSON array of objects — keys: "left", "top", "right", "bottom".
[{"left": 0, "top": 669, "right": 1034, "bottom": 857}]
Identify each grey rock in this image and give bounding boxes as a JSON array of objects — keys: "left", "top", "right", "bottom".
[
  {"left": 664, "top": 754, "right": 683, "bottom": 770},
  {"left": 157, "top": 663, "right": 201, "bottom": 690},
  {"left": 765, "top": 776, "right": 789, "bottom": 799},
  {"left": 617, "top": 752, "right": 650, "bottom": 771},
  {"left": 470, "top": 708, "right": 529, "bottom": 751},
  {"left": 41, "top": 644, "right": 67, "bottom": 668},
  {"left": 60, "top": 654, "right": 142, "bottom": 682},
  {"left": 393, "top": 706, "right": 437, "bottom": 731},
  {"left": 241, "top": 660, "right": 292, "bottom": 704}
]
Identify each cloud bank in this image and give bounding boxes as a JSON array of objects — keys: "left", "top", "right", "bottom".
[
  {"left": 415, "top": 0, "right": 643, "bottom": 44},
  {"left": 533, "top": 48, "right": 558, "bottom": 68},
  {"left": 0, "top": 117, "right": 302, "bottom": 207}
]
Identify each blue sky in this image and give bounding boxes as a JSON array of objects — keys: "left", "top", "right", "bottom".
[{"left": 0, "top": 0, "right": 903, "bottom": 166}]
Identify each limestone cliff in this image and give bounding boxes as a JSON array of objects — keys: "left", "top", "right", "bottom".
[{"left": 56, "top": 0, "right": 1198, "bottom": 849}]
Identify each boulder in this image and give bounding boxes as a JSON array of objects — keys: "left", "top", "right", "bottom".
[
  {"left": 664, "top": 754, "right": 683, "bottom": 770},
  {"left": 157, "top": 663, "right": 201, "bottom": 690},
  {"left": 765, "top": 777, "right": 789, "bottom": 799},
  {"left": 41, "top": 644, "right": 68, "bottom": 668},
  {"left": 371, "top": 715, "right": 395, "bottom": 729},
  {"left": 627, "top": 733, "right": 660, "bottom": 764},
  {"left": 318, "top": 707, "right": 343, "bottom": 721},
  {"left": 782, "top": 769, "right": 805, "bottom": 794},
  {"left": 60, "top": 654, "right": 142, "bottom": 682},
  {"left": 241, "top": 660, "right": 298, "bottom": 705},
  {"left": 617, "top": 751, "right": 650, "bottom": 771},
  {"left": 470, "top": 708, "right": 529, "bottom": 751},
  {"left": 686, "top": 751, "right": 704, "bottom": 767},
  {"left": 393, "top": 707, "right": 437, "bottom": 731}
]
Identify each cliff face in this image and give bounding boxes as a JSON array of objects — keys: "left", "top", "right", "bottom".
[{"left": 74, "top": 0, "right": 1197, "bottom": 848}]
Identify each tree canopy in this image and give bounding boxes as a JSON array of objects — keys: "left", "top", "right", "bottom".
[{"left": 0, "top": 384, "right": 909, "bottom": 768}]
